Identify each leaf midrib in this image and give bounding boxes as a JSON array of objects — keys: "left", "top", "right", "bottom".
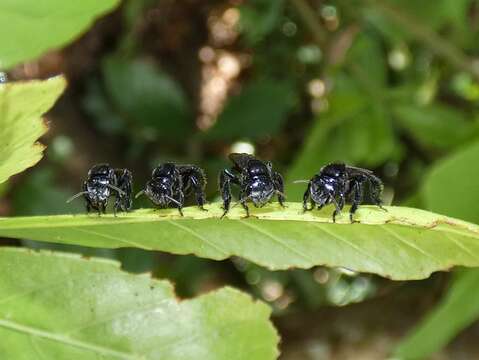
[{"left": 0, "top": 203, "right": 478, "bottom": 241}]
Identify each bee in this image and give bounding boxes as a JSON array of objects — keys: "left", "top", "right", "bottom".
[
  {"left": 68, "top": 164, "right": 132, "bottom": 215},
  {"left": 219, "top": 153, "right": 285, "bottom": 218},
  {"left": 299, "top": 163, "right": 385, "bottom": 222},
  {"left": 136, "top": 163, "right": 207, "bottom": 216}
]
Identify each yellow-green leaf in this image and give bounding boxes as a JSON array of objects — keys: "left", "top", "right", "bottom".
[
  {"left": 0, "top": 203, "right": 478, "bottom": 280},
  {"left": 0, "top": 76, "right": 66, "bottom": 184}
]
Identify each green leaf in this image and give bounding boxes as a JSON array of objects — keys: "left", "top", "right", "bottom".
[
  {"left": 102, "top": 56, "right": 191, "bottom": 140},
  {"left": 347, "top": 33, "right": 387, "bottom": 87},
  {"left": 393, "top": 104, "right": 473, "bottom": 150},
  {"left": 0, "top": 0, "right": 120, "bottom": 70},
  {"left": 0, "top": 76, "right": 67, "bottom": 184},
  {"left": 0, "top": 247, "right": 279, "bottom": 360},
  {"left": 206, "top": 80, "right": 297, "bottom": 140},
  {"left": 394, "top": 269, "right": 479, "bottom": 360},
  {"left": 423, "top": 140, "right": 479, "bottom": 224},
  {"left": 239, "top": 0, "right": 285, "bottom": 45},
  {"left": 364, "top": 0, "right": 471, "bottom": 43},
  {"left": 398, "top": 0, "right": 470, "bottom": 30},
  {"left": 0, "top": 203, "right": 479, "bottom": 281}
]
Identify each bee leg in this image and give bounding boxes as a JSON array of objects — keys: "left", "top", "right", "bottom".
[
  {"left": 176, "top": 190, "right": 184, "bottom": 217},
  {"left": 115, "top": 169, "right": 133, "bottom": 212},
  {"left": 240, "top": 200, "right": 250, "bottom": 218},
  {"left": 302, "top": 182, "right": 312, "bottom": 212},
  {"left": 272, "top": 171, "right": 286, "bottom": 207},
  {"left": 191, "top": 174, "right": 208, "bottom": 211},
  {"left": 349, "top": 181, "right": 363, "bottom": 223},
  {"left": 369, "top": 175, "right": 387, "bottom": 212},
  {"left": 220, "top": 169, "right": 238, "bottom": 218},
  {"left": 331, "top": 195, "right": 344, "bottom": 223}
]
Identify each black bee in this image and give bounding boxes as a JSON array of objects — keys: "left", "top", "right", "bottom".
[
  {"left": 299, "top": 163, "right": 385, "bottom": 222},
  {"left": 219, "top": 153, "right": 285, "bottom": 218},
  {"left": 114, "top": 168, "right": 133, "bottom": 212},
  {"left": 136, "top": 163, "right": 207, "bottom": 216},
  {"left": 67, "top": 164, "right": 133, "bottom": 215}
]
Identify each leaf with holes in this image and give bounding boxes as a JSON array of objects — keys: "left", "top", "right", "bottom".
[
  {"left": 0, "top": 76, "right": 66, "bottom": 184},
  {"left": 0, "top": 203, "right": 479, "bottom": 280},
  {"left": 0, "top": 247, "right": 278, "bottom": 359}
]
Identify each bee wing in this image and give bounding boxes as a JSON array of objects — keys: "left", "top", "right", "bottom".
[
  {"left": 345, "top": 165, "right": 374, "bottom": 176},
  {"left": 228, "top": 153, "right": 256, "bottom": 170},
  {"left": 177, "top": 165, "right": 207, "bottom": 194}
]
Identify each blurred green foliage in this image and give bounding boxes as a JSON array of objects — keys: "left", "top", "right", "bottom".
[
  {"left": 205, "top": 80, "right": 297, "bottom": 140},
  {"left": 395, "top": 140, "right": 479, "bottom": 358},
  {"left": 423, "top": 140, "right": 479, "bottom": 223}
]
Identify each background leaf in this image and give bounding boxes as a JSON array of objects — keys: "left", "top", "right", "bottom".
[
  {"left": 394, "top": 140, "right": 479, "bottom": 359},
  {"left": 393, "top": 104, "right": 473, "bottom": 150},
  {"left": 394, "top": 269, "right": 479, "bottom": 360},
  {"left": 239, "top": 0, "right": 285, "bottom": 45},
  {"left": 0, "top": 0, "right": 120, "bottom": 70},
  {"left": 101, "top": 56, "right": 192, "bottom": 140},
  {"left": 0, "top": 76, "right": 66, "bottom": 184},
  {"left": 422, "top": 140, "right": 479, "bottom": 223},
  {"left": 0, "top": 203, "right": 479, "bottom": 281},
  {"left": 0, "top": 247, "right": 278, "bottom": 360},
  {"left": 205, "top": 80, "right": 297, "bottom": 140}
]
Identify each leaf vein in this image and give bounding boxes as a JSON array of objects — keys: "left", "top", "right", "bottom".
[
  {"left": 381, "top": 225, "right": 441, "bottom": 264},
  {"left": 311, "top": 223, "right": 386, "bottom": 269},
  {"left": 443, "top": 233, "right": 479, "bottom": 262},
  {"left": 71, "top": 227, "right": 152, "bottom": 250},
  {"left": 239, "top": 220, "right": 313, "bottom": 263},
  {"left": 166, "top": 220, "right": 228, "bottom": 257}
]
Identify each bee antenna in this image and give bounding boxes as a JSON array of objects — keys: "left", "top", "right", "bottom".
[
  {"left": 165, "top": 195, "right": 181, "bottom": 206},
  {"left": 66, "top": 191, "right": 88, "bottom": 203},
  {"left": 134, "top": 190, "right": 145, "bottom": 199},
  {"left": 293, "top": 180, "right": 310, "bottom": 184},
  {"left": 108, "top": 184, "right": 126, "bottom": 196}
]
